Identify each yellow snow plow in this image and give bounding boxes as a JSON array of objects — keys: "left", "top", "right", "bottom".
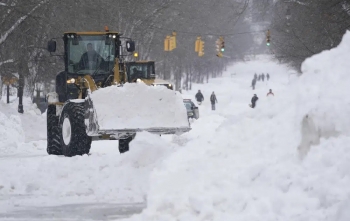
[
  {"left": 124, "top": 61, "right": 174, "bottom": 90},
  {"left": 45, "top": 28, "right": 190, "bottom": 156}
]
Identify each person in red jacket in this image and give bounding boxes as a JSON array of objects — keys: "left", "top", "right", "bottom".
[{"left": 267, "top": 89, "right": 274, "bottom": 96}]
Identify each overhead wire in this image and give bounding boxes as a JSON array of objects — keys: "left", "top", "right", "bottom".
[{"left": 148, "top": 25, "right": 267, "bottom": 37}]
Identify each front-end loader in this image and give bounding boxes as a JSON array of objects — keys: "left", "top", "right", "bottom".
[
  {"left": 124, "top": 60, "right": 174, "bottom": 90},
  {"left": 46, "top": 28, "right": 190, "bottom": 156}
]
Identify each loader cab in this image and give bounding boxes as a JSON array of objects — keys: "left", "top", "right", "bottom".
[
  {"left": 47, "top": 30, "right": 135, "bottom": 102},
  {"left": 125, "top": 61, "right": 156, "bottom": 85},
  {"left": 59, "top": 32, "right": 125, "bottom": 75}
]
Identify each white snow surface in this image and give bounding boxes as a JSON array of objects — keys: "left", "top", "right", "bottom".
[
  {"left": 1, "top": 32, "right": 350, "bottom": 220},
  {"left": 90, "top": 83, "right": 188, "bottom": 130}
]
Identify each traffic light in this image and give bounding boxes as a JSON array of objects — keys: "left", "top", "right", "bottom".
[
  {"left": 199, "top": 39, "right": 204, "bottom": 57},
  {"left": 164, "top": 36, "right": 170, "bottom": 51},
  {"left": 266, "top": 37, "right": 270, "bottom": 46},
  {"left": 266, "top": 30, "right": 271, "bottom": 46},
  {"left": 195, "top": 37, "right": 200, "bottom": 52},
  {"left": 172, "top": 31, "right": 177, "bottom": 49},
  {"left": 164, "top": 32, "right": 177, "bottom": 51},
  {"left": 169, "top": 36, "right": 176, "bottom": 51},
  {"left": 215, "top": 38, "right": 221, "bottom": 53},
  {"left": 220, "top": 37, "right": 225, "bottom": 52},
  {"left": 216, "top": 36, "right": 224, "bottom": 57},
  {"left": 194, "top": 37, "right": 204, "bottom": 57}
]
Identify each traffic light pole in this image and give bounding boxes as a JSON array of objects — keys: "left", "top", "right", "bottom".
[
  {"left": 18, "top": 73, "right": 24, "bottom": 114},
  {"left": 6, "top": 84, "right": 9, "bottom": 104}
]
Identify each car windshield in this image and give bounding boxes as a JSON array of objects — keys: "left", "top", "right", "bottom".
[
  {"left": 67, "top": 35, "right": 115, "bottom": 74},
  {"left": 184, "top": 102, "right": 192, "bottom": 111}
]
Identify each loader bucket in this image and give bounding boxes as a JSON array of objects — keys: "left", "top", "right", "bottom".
[{"left": 84, "top": 83, "right": 190, "bottom": 138}]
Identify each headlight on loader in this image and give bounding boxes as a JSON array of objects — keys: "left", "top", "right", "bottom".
[{"left": 67, "top": 78, "right": 76, "bottom": 84}]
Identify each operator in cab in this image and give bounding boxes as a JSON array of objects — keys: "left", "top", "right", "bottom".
[
  {"left": 131, "top": 67, "right": 143, "bottom": 82},
  {"left": 79, "top": 43, "right": 104, "bottom": 70}
]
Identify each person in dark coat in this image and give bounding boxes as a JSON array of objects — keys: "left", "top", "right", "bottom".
[
  {"left": 195, "top": 90, "right": 204, "bottom": 105},
  {"left": 267, "top": 73, "right": 270, "bottom": 81},
  {"left": 251, "top": 78, "right": 256, "bottom": 90},
  {"left": 250, "top": 94, "right": 259, "bottom": 108},
  {"left": 210, "top": 92, "right": 218, "bottom": 110},
  {"left": 257, "top": 74, "right": 261, "bottom": 81},
  {"left": 254, "top": 73, "right": 257, "bottom": 79},
  {"left": 261, "top": 73, "right": 265, "bottom": 81},
  {"left": 79, "top": 43, "right": 104, "bottom": 70}
]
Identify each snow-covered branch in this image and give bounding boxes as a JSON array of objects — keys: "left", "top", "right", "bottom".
[
  {"left": 0, "top": 59, "right": 14, "bottom": 66},
  {"left": 0, "top": 0, "right": 49, "bottom": 45},
  {"left": 284, "top": 0, "right": 308, "bottom": 6},
  {"left": 342, "top": 1, "right": 350, "bottom": 16},
  {"left": 0, "top": 2, "right": 7, "bottom": 6}
]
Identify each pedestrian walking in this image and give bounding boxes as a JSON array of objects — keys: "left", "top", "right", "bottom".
[
  {"left": 267, "top": 73, "right": 270, "bottom": 81},
  {"left": 262, "top": 73, "right": 265, "bottom": 81},
  {"left": 210, "top": 92, "right": 218, "bottom": 110},
  {"left": 249, "top": 94, "right": 259, "bottom": 108},
  {"left": 251, "top": 78, "right": 256, "bottom": 90},
  {"left": 195, "top": 90, "right": 204, "bottom": 105}
]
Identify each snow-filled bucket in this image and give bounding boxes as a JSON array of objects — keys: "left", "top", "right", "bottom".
[{"left": 84, "top": 83, "right": 191, "bottom": 137}]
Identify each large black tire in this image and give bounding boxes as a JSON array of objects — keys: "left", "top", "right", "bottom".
[
  {"left": 47, "top": 105, "right": 63, "bottom": 155},
  {"left": 59, "top": 102, "right": 92, "bottom": 157}
]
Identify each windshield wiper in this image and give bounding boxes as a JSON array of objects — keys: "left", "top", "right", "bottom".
[
  {"left": 92, "top": 56, "right": 111, "bottom": 76},
  {"left": 92, "top": 66, "right": 101, "bottom": 76}
]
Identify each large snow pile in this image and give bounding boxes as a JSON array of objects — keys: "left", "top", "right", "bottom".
[
  {"left": 90, "top": 83, "right": 188, "bottom": 130},
  {"left": 296, "top": 31, "right": 350, "bottom": 151},
  {"left": 121, "top": 32, "right": 350, "bottom": 221}
]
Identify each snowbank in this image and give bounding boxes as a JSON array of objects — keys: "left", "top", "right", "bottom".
[
  {"left": 0, "top": 97, "right": 46, "bottom": 142},
  {"left": 121, "top": 33, "right": 350, "bottom": 221},
  {"left": 0, "top": 132, "right": 174, "bottom": 204},
  {"left": 0, "top": 109, "right": 24, "bottom": 154},
  {"left": 90, "top": 83, "right": 188, "bottom": 130}
]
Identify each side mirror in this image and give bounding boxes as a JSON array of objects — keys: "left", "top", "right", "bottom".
[
  {"left": 47, "top": 40, "right": 56, "bottom": 52},
  {"left": 126, "top": 40, "right": 135, "bottom": 52}
]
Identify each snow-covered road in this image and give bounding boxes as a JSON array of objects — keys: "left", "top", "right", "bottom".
[{"left": 2, "top": 30, "right": 350, "bottom": 220}]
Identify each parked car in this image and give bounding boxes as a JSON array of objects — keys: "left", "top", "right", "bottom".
[
  {"left": 151, "top": 79, "right": 174, "bottom": 90},
  {"left": 183, "top": 99, "right": 199, "bottom": 119}
]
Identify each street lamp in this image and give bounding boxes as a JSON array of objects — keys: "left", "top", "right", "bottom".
[
  {"left": 286, "top": 7, "right": 291, "bottom": 20},
  {"left": 286, "top": 7, "right": 291, "bottom": 32}
]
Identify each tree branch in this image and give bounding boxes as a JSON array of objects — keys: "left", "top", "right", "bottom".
[{"left": 0, "top": 0, "right": 49, "bottom": 45}]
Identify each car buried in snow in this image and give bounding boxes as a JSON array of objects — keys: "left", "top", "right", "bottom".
[
  {"left": 183, "top": 99, "right": 199, "bottom": 119},
  {"left": 151, "top": 79, "right": 174, "bottom": 90}
]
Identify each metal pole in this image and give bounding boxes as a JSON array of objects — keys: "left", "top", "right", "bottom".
[
  {"left": 18, "top": 73, "right": 24, "bottom": 113},
  {"left": 6, "top": 84, "right": 9, "bottom": 104}
]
